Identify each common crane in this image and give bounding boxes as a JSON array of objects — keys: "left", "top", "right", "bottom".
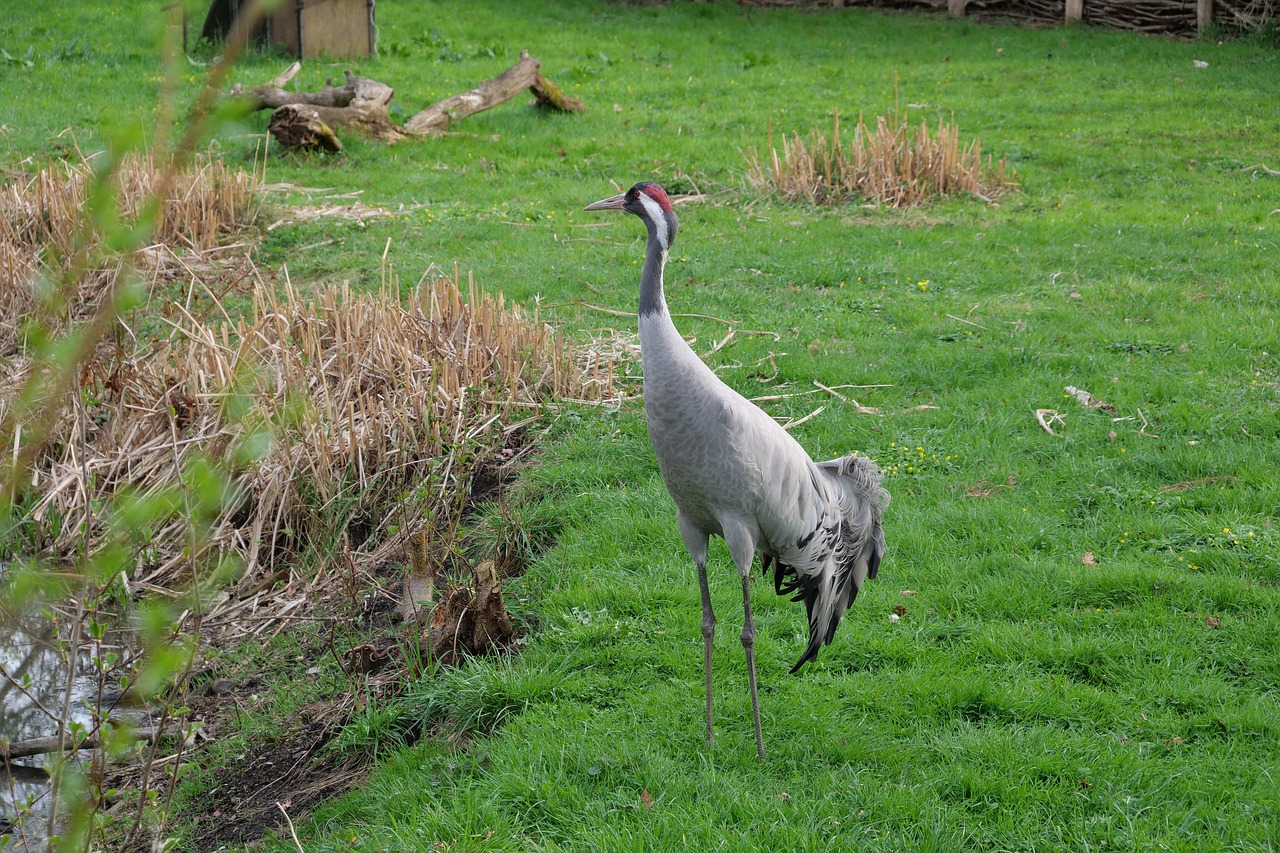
[{"left": 585, "top": 182, "right": 888, "bottom": 759}]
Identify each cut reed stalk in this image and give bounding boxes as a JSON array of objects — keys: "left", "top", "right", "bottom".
[
  {"left": 744, "top": 106, "right": 1017, "bottom": 207},
  {"left": 4, "top": 262, "right": 622, "bottom": 636},
  {"left": 0, "top": 150, "right": 263, "bottom": 358}
]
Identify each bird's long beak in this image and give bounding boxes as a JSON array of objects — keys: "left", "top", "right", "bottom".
[{"left": 583, "top": 192, "right": 627, "bottom": 212}]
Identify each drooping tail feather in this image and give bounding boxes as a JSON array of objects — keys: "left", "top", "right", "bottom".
[{"left": 783, "top": 454, "right": 888, "bottom": 673}]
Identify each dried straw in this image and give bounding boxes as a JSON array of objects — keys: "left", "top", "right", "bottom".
[
  {"left": 0, "top": 150, "right": 262, "bottom": 357},
  {"left": 2, "top": 153, "right": 624, "bottom": 640},
  {"left": 5, "top": 264, "right": 620, "bottom": 637},
  {"left": 744, "top": 106, "right": 1017, "bottom": 207}
]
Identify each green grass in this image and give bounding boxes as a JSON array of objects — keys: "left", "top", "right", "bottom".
[{"left": 4, "top": 0, "right": 1280, "bottom": 850}]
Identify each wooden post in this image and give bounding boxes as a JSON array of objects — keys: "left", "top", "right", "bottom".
[
  {"left": 1196, "top": 0, "right": 1213, "bottom": 31},
  {"left": 1065, "top": 0, "right": 1084, "bottom": 21},
  {"left": 948, "top": 0, "right": 967, "bottom": 16}
]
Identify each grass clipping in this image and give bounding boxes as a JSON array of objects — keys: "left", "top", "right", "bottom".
[{"left": 744, "top": 107, "right": 1017, "bottom": 207}]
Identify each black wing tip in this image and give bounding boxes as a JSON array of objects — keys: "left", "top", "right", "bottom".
[
  {"left": 866, "top": 539, "right": 883, "bottom": 581},
  {"left": 789, "top": 639, "right": 822, "bottom": 674}
]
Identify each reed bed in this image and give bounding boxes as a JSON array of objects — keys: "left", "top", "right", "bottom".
[
  {"left": 0, "top": 151, "right": 262, "bottom": 357},
  {"left": 4, "top": 265, "right": 620, "bottom": 636},
  {"left": 744, "top": 107, "right": 1017, "bottom": 207},
  {"left": 2, "top": 152, "right": 623, "bottom": 638}
]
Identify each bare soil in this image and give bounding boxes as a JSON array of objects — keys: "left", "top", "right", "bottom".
[{"left": 189, "top": 715, "right": 363, "bottom": 850}]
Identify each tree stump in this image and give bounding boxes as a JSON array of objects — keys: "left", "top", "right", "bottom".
[
  {"left": 267, "top": 105, "right": 343, "bottom": 152},
  {"left": 429, "top": 560, "right": 515, "bottom": 665}
]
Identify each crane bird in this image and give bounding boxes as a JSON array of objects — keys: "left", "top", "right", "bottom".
[{"left": 585, "top": 182, "right": 889, "bottom": 759}]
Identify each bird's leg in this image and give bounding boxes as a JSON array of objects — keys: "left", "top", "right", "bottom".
[
  {"left": 721, "top": 519, "right": 765, "bottom": 760},
  {"left": 678, "top": 514, "right": 714, "bottom": 747},
  {"left": 696, "top": 559, "right": 716, "bottom": 747},
  {"left": 739, "top": 573, "right": 765, "bottom": 760}
]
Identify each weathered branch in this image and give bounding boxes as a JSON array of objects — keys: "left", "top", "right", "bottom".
[
  {"left": 0, "top": 726, "right": 165, "bottom": 761},
  {"left": 232, "top": 68, "right": 394, "bottom": 113},
  {"left": 239, "top": 51, "right": 584, "bottom": 150},
  {"left": 404, "top": 50, "right": 585, "bottom": 136}
]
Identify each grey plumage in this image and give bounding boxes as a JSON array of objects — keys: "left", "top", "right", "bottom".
[{"left": 585, "top": 182, "right": 888, "bottom": 758}]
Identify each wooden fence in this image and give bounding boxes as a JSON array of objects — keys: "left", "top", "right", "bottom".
[{"left": 759, "top": 0, "right": 1277, "bottom": 38}]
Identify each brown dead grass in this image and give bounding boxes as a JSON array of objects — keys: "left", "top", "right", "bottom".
[
  {"left": 1, "top": 153, "right": 623, "bottom": 640},
  {"left": 744, "top": 106, "right": 1017, "bottom": 207},
  {"left": 5, "top": 267, "right": 619, "bottom": 635},
  {"left": 0, "top": 150, "right": 262, "bottom": 357}
]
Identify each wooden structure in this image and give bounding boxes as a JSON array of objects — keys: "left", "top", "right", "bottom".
[
  {"left": 751, "top": 0, "right": 1273, "bottom": 38},
  {"left": 202, "top": 0, "right": 376, "bottom": 59},
  {"left": 946, "top": 0, "right": 1217, "bottom": 32}
]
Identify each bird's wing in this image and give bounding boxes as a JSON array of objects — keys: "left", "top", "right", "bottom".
[
  {"left": 769, "top": 455, "right": 888, "bottom": 673},
  {"left": 816, "top": 454, "right": 889, "bottom": 581},
  {"left": 703, "top": 390, "right": 829, "bottom": 553}
]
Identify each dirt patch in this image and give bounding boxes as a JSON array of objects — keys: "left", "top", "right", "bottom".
[
  {"left": 190, "top": 716, "right": 363, "bottom": 851},
  {"left": 154, "top": 550, "right": 522, "bottom": 850}
]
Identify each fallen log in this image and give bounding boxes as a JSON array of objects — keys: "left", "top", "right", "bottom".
[
  {"left": 235, "top": 50, "right": 583, "bottom": 149},
  {"left": 0, "top": 726, "right": 166, "bottom": 761},
  {"left": 233, "top": 65, "right": 395, "bottom": 113},
  {"left": 404, "top": 50, "right": 585, "bottom": 135}
]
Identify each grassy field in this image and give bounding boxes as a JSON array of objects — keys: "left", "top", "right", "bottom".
[{"left": 4, "top": 0, "right": 1280, "bottom": 849}]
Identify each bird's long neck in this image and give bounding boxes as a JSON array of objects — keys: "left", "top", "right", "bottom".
[
  {"left": 638, "top": 221, "right": 669, "bottom": 319},
  {"left": 637, "top": 214, "right": 715, "bottom": 393}
]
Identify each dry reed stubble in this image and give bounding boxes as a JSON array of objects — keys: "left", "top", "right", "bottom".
[
  {"left": 7, "top": 264, "right": 622, "bottom": 641},
  {"left": 0, "top": 150, "right": 263, "bottom": 357},
  {"left": 2, "top": 151, "right": 627, "bottom": 641},
  {"left": 744, "top": 108, "right": 1017, "bottom": 207}
]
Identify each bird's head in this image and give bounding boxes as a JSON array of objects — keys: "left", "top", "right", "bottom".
[{"left": 585, "top": 182, "right": 678, "bottom": 251}]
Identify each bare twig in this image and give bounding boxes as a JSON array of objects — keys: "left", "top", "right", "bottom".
[
  {"left": 812, "top": 380, "right": 880, "bottom": 414},
  {"left": 1137, "top": 407, "right": 1158, "bottom": 438},
  {"left": 779, "top": 405, "right": 826, "bottom": 431},
  {"left": 1064, "top": 385, "right": 1117, "bottom": 414},
  {"left": 277, "top": 802, "right": 306, "bottom": 853},
  {"left": 751, "top": 382, "right": 892, "bottom": 403},
  {"left": 569, "top": 301, "right": 736, "bottom": 326},
  {"left": 945, "top": 313, "right": 989, "bottom": 331},
  {"left": 1035, "top": 408, "right": 1064, "bottom": 436}
]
